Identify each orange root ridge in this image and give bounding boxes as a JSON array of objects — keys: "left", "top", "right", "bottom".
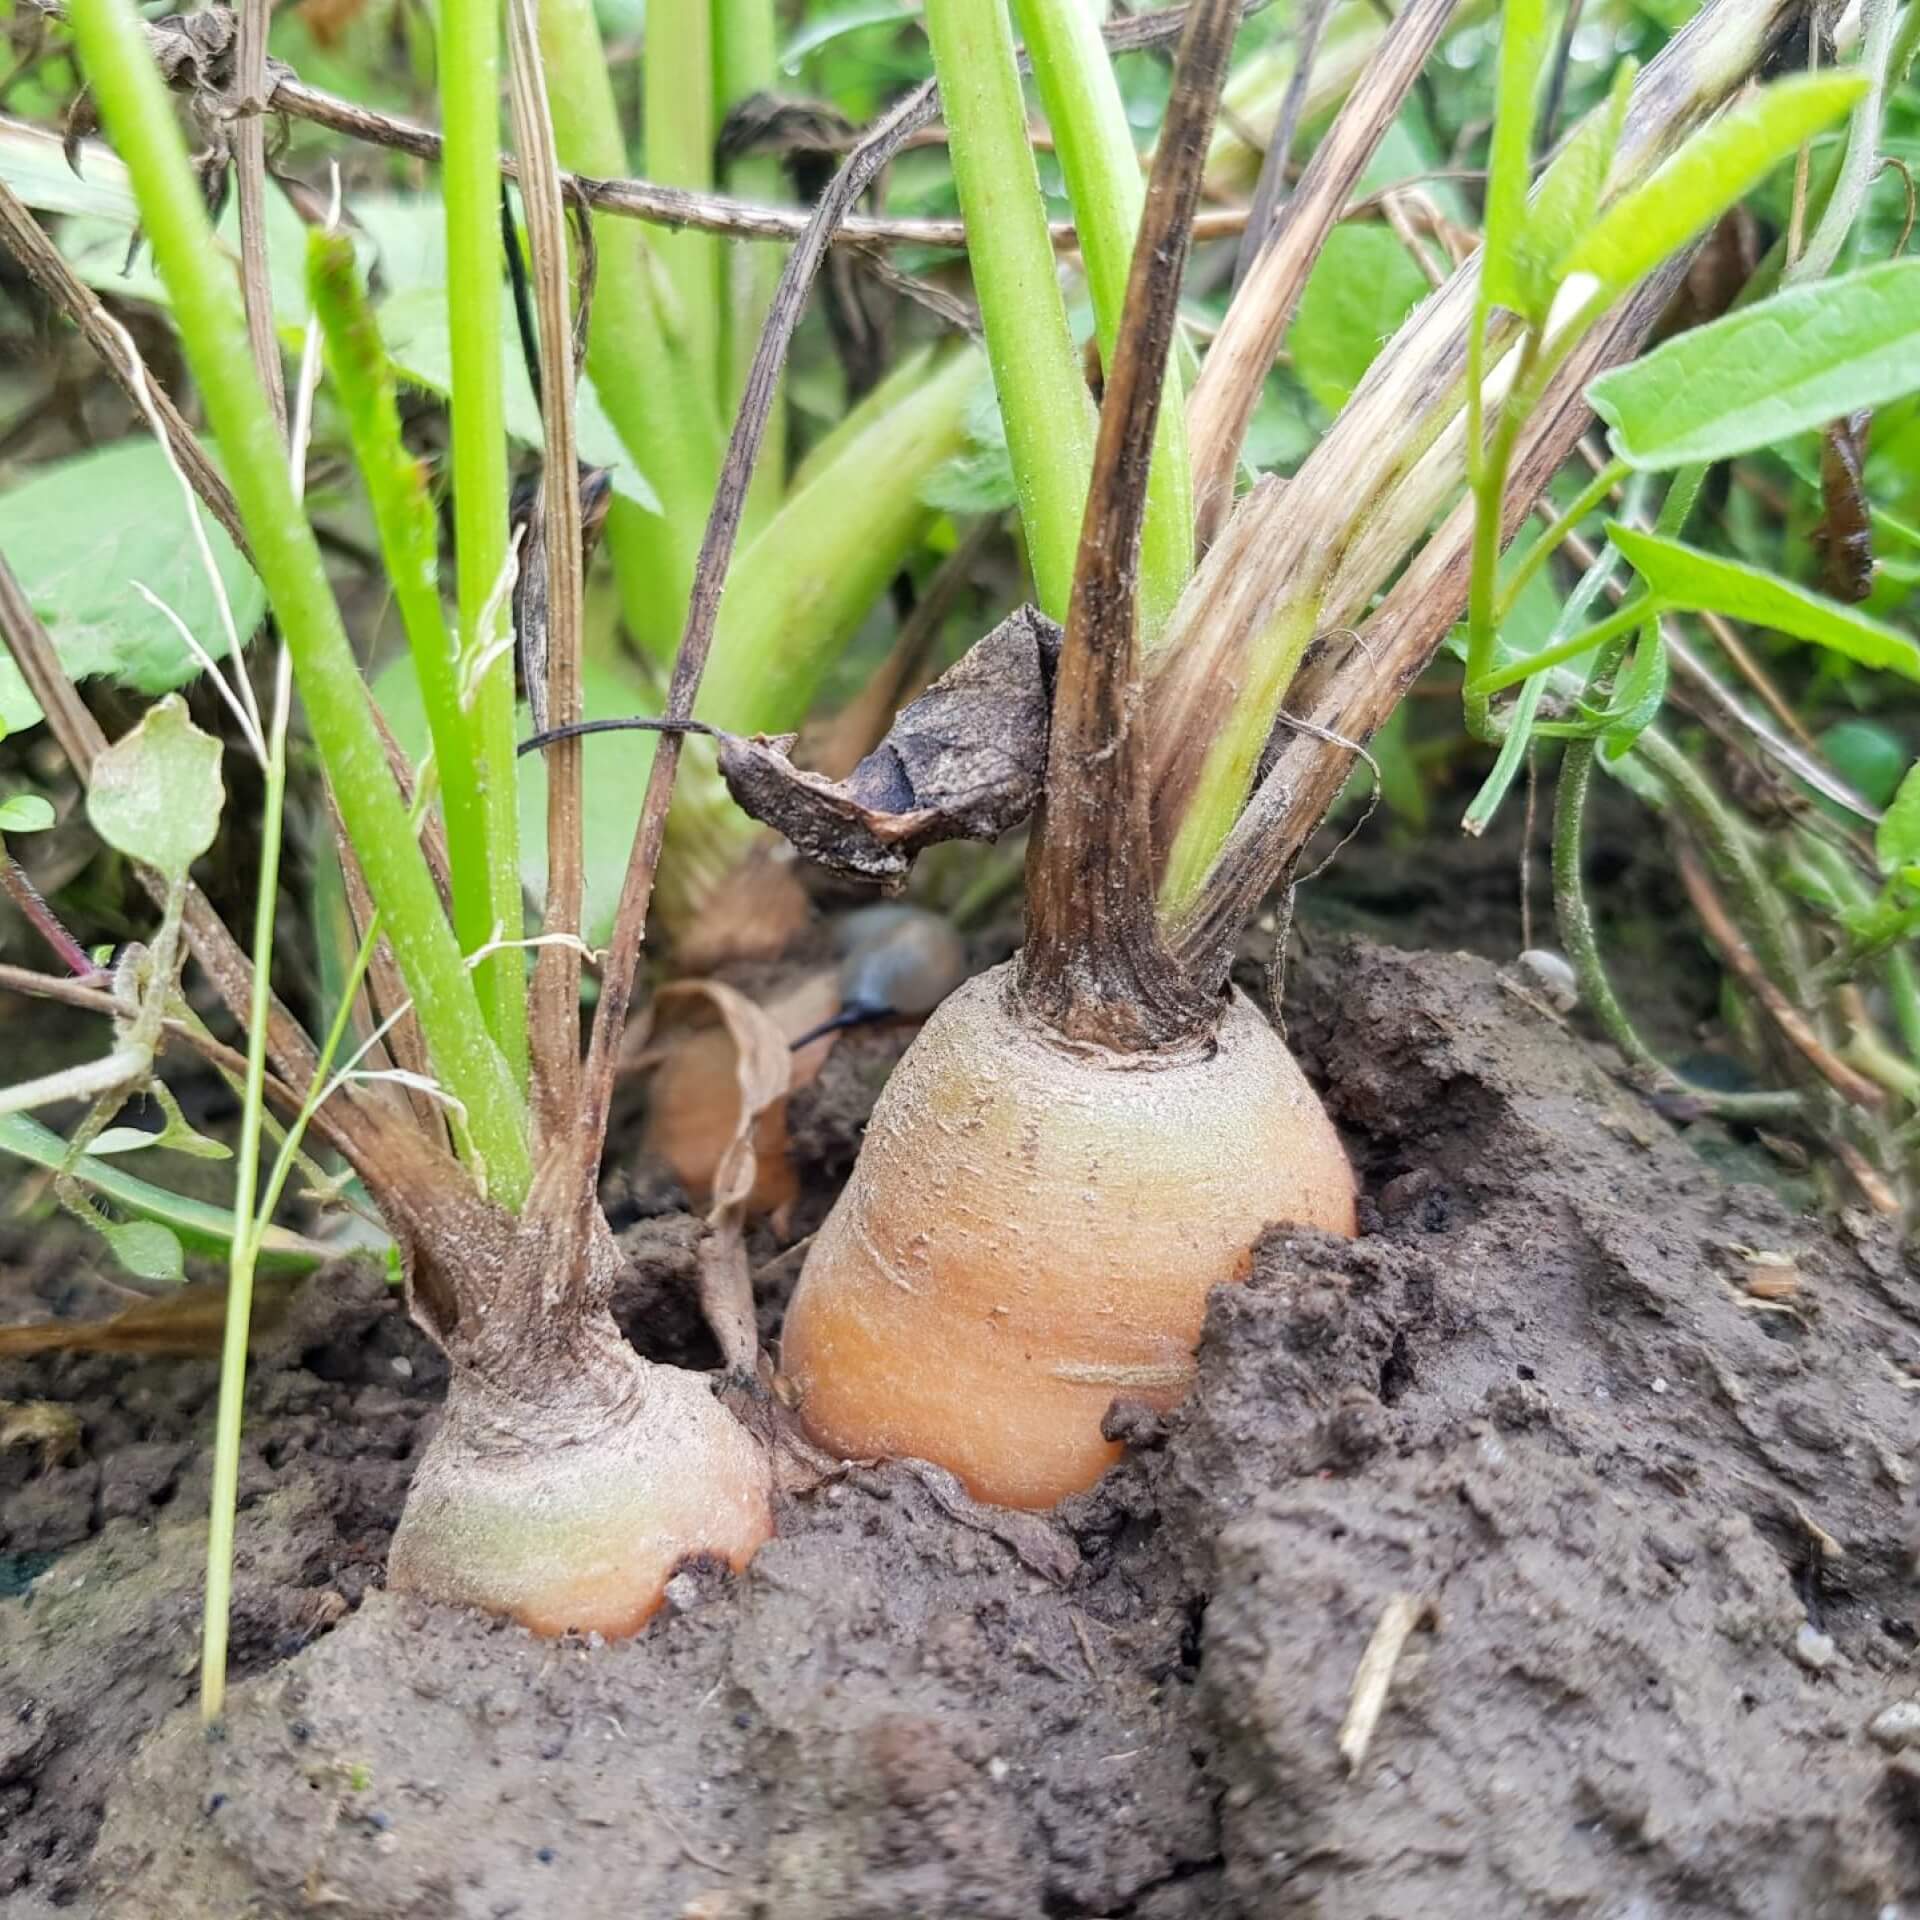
[{"left": 780, "top": 963, "right": 1356, "bottom": 1509}]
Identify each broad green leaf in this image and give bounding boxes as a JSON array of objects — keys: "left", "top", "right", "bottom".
[
  {"left": 101, "top": 1218, "right": 185, "bottom": 1286},
  {"left": 54, "top": 147, "right": 315, "bottom": 336},
  {"left": 1589, "top": 258, "right": 1920, "bottom": 468},
  {"left": 0, "top": 441, "right": 265, "bottom": 729},
  {"left": 1879, "top": 763, "right": 1920, "bottom": 874},
  {"left": 1562, "top": 72, "right": 1868, "bottom": 294},
  {"left": 0, "top": 120, "right": 138, "bottom": 221},
  {"left": 1288, "top": 225, "right": 1430, "bottom": 414},
  {"left": 1610, "top": 523, "right": 1920, "bottom": 681},
  {"left": 0, "top": 794, "right": 55, "bottom": 833},
  {"left": 1503, "top": 59, "right": 1636, "bottom": 322},
  {"left": 1820, "top": 719, "right": 1910, "bottom": 808},
  {"left": 376, "top": 287, "right": 661, "bottom": 512},
  {"left": 87, "top": 696, "right": 224, "bottom": 881},
  {"left": 781, "top": 0, "right": 916, "bottom": 72},
  {"left": 1478, "top": 0, "right": 1554, "bottom": 317}
]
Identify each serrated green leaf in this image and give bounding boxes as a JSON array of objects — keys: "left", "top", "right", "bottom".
[
  {"left": 1562, "top": 71, "right": 1868, "bottom": 295},
  {"left": 0, "top": 794, "right": 55, "bottom": 833},
  {"left": 1502, "top": 59, "right": 1636, "bottom": 322},
  {"left": 101, "top": 1217, "right": 185, "bottom": 1285},
  {"left": 1590, "top": 258, "right": 1920, "bottom": 469},
  {"left": 1288, "top": 225, "right": 1431, "bottom": 414},
  {"left": 87, "top": 696, "right": 225, "bottom": 881},
  {"left": 0, "top": 441, "right": 265, "bottom": 726},
  {"left": 1478, "top": 0, "right": 1552, "bottom": 317},
  {"left": 1610, "top": 523, "right": 1920, "bottom": 681},
  {"left": 1879, "top": 763, "right": 1920, "bottom": 874}
]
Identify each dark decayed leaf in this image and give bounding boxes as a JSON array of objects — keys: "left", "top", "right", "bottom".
[
  {"left": 717, "top": 603, "right": 1060, "bottom": 886},
  {"left": 1817, "top": 410, "right": 1874, "bottom": 604}
]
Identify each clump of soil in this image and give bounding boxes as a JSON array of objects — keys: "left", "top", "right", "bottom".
[{"left": 4, "top": 938, "right": 1918, "bottom": 1918}]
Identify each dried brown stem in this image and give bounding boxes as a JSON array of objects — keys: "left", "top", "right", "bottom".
[
  {"left": 1149, "top": 0, "right": 1804, "bottom": 891},
  {"left": 1230, "top": 0, "right": 1332, "bottom": 291},
  {"left": 1170, "top": 261, "right": 1690, "bottom": 986},
  {"left": 325, "top": 792, "right": 442, "bottom": 1137},
  {"left": 506, "top": 0, "right": 585, "bottom": 1138},
  {"left": 229, "top": 0, "right": 285, "bottom": 434},
  {"left": 1675, "top": 845, "right": 1887, "bottom": 1112},
  {"left": 0, "top": 842, "right": 96, "bottom": 977},
  {"left": 1017, "top": 0, "right": 1237, "bottom": 1053},
  {"left": 0, "top": 179, "right": 249, "bottom": 553},
  {"left": 572, "top": 68, "right": 945, "bottom": 1215},
  {"left": 1187, "top": 0, "right": 1459, "bottom": 548}
]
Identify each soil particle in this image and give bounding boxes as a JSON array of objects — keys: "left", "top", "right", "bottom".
[{"left": 4, "top": 938, "right": 1919, "bottom": 1917}]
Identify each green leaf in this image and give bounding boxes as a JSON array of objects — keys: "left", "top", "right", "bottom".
[
  {"left": 52, "top": 156, "right": 315, "bottom": 338},
  {"left": 1820, "top": 719, "right": 1910, "bottom": 808},
  {"left": 0, "top": 440, "right": 265, "bottom": 735},
  {"left": 100, "top": 1217, "right": 185, "bottom": 1286},
  {"left": 375, "top": 286, "right": 661, "bottom": 512},
  {"left": 0, "top": 794, "right": 55, "bottom": 833},
  {"left": 89, "top": 1126, "right": 162, "bottom": 1155},
  {"left": 1609, "top": 523, "right": 1920, "bottom": 681},
  {"left": 1879, "top": 763, "right": 1920, "bottom": 874},
  {"left": 1562, "top": 71, "right": 1868, "bottom": 294},
  {"left": 0, "top": 119, "right": 140, "bottom": 221},
  {"left": 1589, "top": 258, "right": 1920, "bottom": 469},
  {"left": 1478, "top": 0, "right": 1554, "bottom": 317},
  {"left": 87, "top": 696, "right": 225, "bottom": 882},
  {"left": 0, "top": 1111, "right": 331, "bottom": 1272},
  {"left": 1288, "top": 225, "right": 1431, "bottom": 414},
  {"left": 1502, "top": 59, "right": 1636, "bottom": 322}
]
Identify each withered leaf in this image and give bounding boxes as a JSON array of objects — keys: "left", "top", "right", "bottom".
[
  {"left": 717, "top": 604, "right": 1060, "bottom": 887},
  {"left": 1817, "top": 409, "right": 1874, "bottom": 605}
]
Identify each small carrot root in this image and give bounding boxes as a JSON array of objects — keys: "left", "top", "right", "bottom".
[
  {"left": 780, "top": 964, "right": 1356, "bottom": 1509},
  {"left": 389, "top": 1330, "right": 772, "bottom": 1638}
]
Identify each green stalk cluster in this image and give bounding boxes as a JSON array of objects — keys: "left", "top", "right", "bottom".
[{"left": 67, "top": 0, "right": 534, "bottom": 1208}]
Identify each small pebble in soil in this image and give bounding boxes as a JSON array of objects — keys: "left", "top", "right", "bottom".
[
  {"left": 536, "top": 1847, "right": 556, "bottom": 1865},
  {"left": 1869, "top": 1703, "right": 1920, "bottom": 1751},
  {"left": 1792, "top": 1623, "right": 1839, "bottom": 1672}
]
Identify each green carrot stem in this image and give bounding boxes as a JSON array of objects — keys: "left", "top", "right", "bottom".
[
  {"left": 1014, "top": 0, "right": 1192, "bottom": 639},
  {"left": 68, "top": 0, "right": 533, "bottom": 1206},
  {"left": 439, "top": 0, "right": 527, "bottom": 1085},
  {"left": 539, "top": 0, "right": 725, "bottom": 658},
  {"left": 923, "top": 0, "right": 1094, "bottom": 621},
  {"left": 713, "top": 0, "right": 786, "bottom": 541},
  {"left": 309, "top": 233, "right": 492, "bottom": 976},
  {"left": 645, "top": 0, "right": 721, "bottom": 403}
]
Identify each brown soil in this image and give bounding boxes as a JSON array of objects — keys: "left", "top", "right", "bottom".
[{"left": 4, "top": 938, "right": 1919, "bottom": 1919}]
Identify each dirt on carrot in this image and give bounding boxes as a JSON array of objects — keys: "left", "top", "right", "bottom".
[{"left": 4, "top": 935, "right": 1918, "bottom": 1918}]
